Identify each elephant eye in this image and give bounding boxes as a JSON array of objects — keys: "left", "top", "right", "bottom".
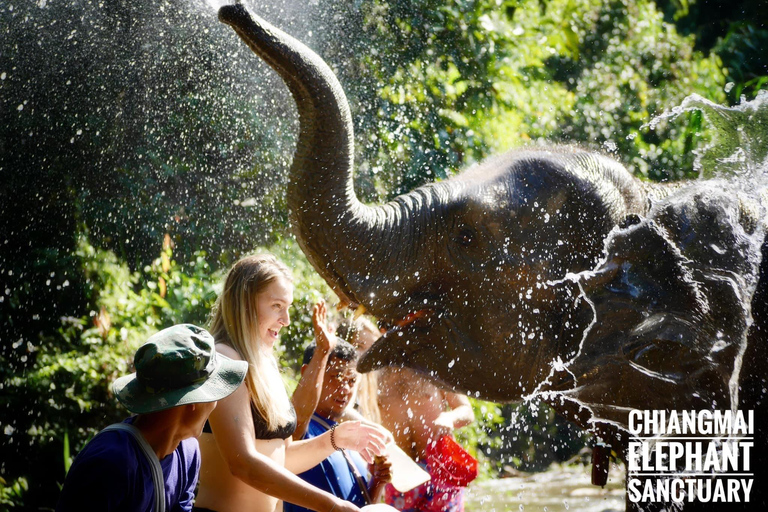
[{"left": 456, "top": 228, "right": 475, "bottom": 247}]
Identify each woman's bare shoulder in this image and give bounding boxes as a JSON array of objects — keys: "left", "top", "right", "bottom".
[{"left": 216, "top": 342, "right": 243, "bottom": 361}]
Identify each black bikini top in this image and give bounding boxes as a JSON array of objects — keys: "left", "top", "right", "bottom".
[{"left": 203, "top": 402, "right": 297, "bottom": 440}]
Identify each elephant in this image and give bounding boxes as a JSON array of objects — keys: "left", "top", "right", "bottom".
[{"left": 219, "top": 4, "right": 768, "bottom": 510}]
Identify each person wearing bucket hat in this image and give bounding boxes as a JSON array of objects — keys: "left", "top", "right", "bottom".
[{"left": 56, "top": 324, "right": 248, "bottom": 512}]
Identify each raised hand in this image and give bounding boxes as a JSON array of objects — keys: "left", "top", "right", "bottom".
[{"left": 313, "top": 300, "right": 336, "bottom": 355}]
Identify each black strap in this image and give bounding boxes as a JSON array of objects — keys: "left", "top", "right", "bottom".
[{"left": 312, "top": 414, "right": 372, "bottom": 504}]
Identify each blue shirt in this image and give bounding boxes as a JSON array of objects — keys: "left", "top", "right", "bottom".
[
  {"left": 284, "top": 414, "right": 370, "bottom": 512},
  {"left": 56, "top": 418, "right": 200, "bottom": 512}
]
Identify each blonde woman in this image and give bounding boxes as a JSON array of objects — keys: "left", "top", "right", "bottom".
[{"left": 194, "top": 254, "right": 388, "bottom": 512}]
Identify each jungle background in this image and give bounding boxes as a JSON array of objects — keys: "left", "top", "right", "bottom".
[{"left": 1, "top": 0, "right": 766, "bottom": 509}]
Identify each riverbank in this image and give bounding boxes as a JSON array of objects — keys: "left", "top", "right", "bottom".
[{"left": 464, "top": 462, "right": 626, "bottom": 512}]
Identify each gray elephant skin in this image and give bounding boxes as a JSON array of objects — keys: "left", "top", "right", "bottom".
[{"left": 219, "top": 4, "right": 767, "bottom": 510}]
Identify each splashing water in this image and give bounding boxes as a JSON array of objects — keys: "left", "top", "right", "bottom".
[
  {"left": 539, "top": 92, "right": 768, "bottom": 435},
  {"left": 647, "top": 90, "right": 768, "bottom": 181},
  {"left": 202, "top": 0, "right": 233, "bottom": 11}
]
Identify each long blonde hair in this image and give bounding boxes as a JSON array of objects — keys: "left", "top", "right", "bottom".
[{"left": 210, "top": 254, "right": 294, "bottom": 429}]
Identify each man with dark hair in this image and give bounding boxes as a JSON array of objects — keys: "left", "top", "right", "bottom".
[
  {"left": 301, "top": 337, "right": 358, "bottom": 367},
  {"left": 286, "top": 338, "right": 391, "bottom": 512},
  {"left": 56, "top": 324, "right": 248, "bottom": 512},
  {"left": 341, "top": 317, "right": 477, "bottom": 512}
]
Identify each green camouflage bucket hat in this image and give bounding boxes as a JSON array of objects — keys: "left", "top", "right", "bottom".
[{"left": 113, "top": 324, "right": 248, "bottom": 414}]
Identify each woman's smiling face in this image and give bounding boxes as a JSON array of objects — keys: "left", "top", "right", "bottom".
[{"left": 255, "top": 276, "right": 294, "bottom": 350}]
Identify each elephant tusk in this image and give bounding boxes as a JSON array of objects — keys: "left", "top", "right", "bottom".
[{"left": 353, "top": 304, "right": 367, "bottom": 319}]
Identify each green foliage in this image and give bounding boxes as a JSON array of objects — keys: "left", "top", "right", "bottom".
[
  {"left": 0, "top": 232, "right": 224, "bottom": 508},
  {"left": 457, "top": 397, "right": 588, "bottom": 477},
  {"left": 3, "top": 0, "right": 765, "bottom": 508},
  {"left": 494, "top": 399, "right": 588, "bottom": 473},
  {"left": 325, "top": 0, "right": 728, "bottom": 188},
  {"left": 0, "top": 221, "right": 332, "bottom": 509},
  {"left": 320, "top": 0, "right": 525, "bottom": 198},
  {"left": 63, "top": 430, "right": 72, "bottom": 475},
  {"left": 0, "top": 476, "right": 28, "bottom": 509},
  {"left": 651, "top": 0, "right": 768, "bottom": 104},
  {"left": 715, "top": 23, "right": 768, "bottom": 103},
  {"left": 537, "top": 0, "right": 726, "bottom": 180},
  {"left": 456, "top": 399, "right": 508, "bottom": 479}
]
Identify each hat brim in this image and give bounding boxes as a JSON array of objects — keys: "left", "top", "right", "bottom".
[{"left": 113, "top": 353, "right": 248, "bottom": 414}]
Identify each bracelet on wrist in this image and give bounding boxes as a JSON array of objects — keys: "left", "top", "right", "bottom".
[{"left": 330, "top": 424, "right": 341, "bottom": 451}]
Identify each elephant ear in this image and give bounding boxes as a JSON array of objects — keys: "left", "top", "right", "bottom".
[{"left": 539, "top": 182, "right": 765, "bottom": 429}]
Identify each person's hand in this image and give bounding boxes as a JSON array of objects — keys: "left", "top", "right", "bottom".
[
  {"left": 433, "top": 412, "right": 455, "bottom": 438},
  {"left": 330, "top": 498, "right": 360, "bottom": 512},
  {"left": 332, "top": 421, "right": 388, "bottom": 463},
  {"left": 360, "top": 418, "right": 394, "bottom": 446},
  {"left": 370, "top": 455, "right": 393, "bottom": 485},
  {"left": 313, "top": 300, "right": 336, "bottom": 355}
]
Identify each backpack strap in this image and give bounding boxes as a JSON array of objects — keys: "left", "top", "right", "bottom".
[
  {"left": 311, "top": 414, "right": 372, "bottom": 505},
  {"left": 102, "top": 423, "right": 166, "bottom": 512}
]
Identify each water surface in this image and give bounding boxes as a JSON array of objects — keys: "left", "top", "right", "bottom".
[{"left": 465, "top": 464, "right": 626, "bottom": 512}]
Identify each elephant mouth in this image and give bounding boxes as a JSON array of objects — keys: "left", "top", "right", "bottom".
[
  {"left": 378, "top": 300, "right": 440, "bottom": 336},
  {"left": 357, "top": 307, "right": 438, "bottom": 373},
  {"left": 393, "top": 308, "right": 432, "bottom": 328}
]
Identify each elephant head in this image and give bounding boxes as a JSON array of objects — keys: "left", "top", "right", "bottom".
[
  {"left": 218, "top": 4, "right": 660, "bottom": 402},
  {"left": 538, "top": 182, "right": 765, "bottom": 429}
]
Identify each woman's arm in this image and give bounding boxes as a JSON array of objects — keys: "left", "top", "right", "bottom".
[
  {"left": 291, "top": 301, "right": 335, "bottom": 440},
  {"left": 208, "top": 344, "right": 357, "bottom": 512},
  {"left": 435, "top": 392, "right": 475, "bottom": 431},
  {"left": 285, "top": 421, "right": 389, "bottom": 474}
]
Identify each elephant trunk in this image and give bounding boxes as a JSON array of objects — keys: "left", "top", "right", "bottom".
[{"left": 219, "top": 4, "right": 393, "bottom": 306}]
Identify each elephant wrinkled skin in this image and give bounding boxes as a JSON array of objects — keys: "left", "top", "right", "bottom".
[{"left": 219, "top": 4, "right": 768, "bottom": 509}]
